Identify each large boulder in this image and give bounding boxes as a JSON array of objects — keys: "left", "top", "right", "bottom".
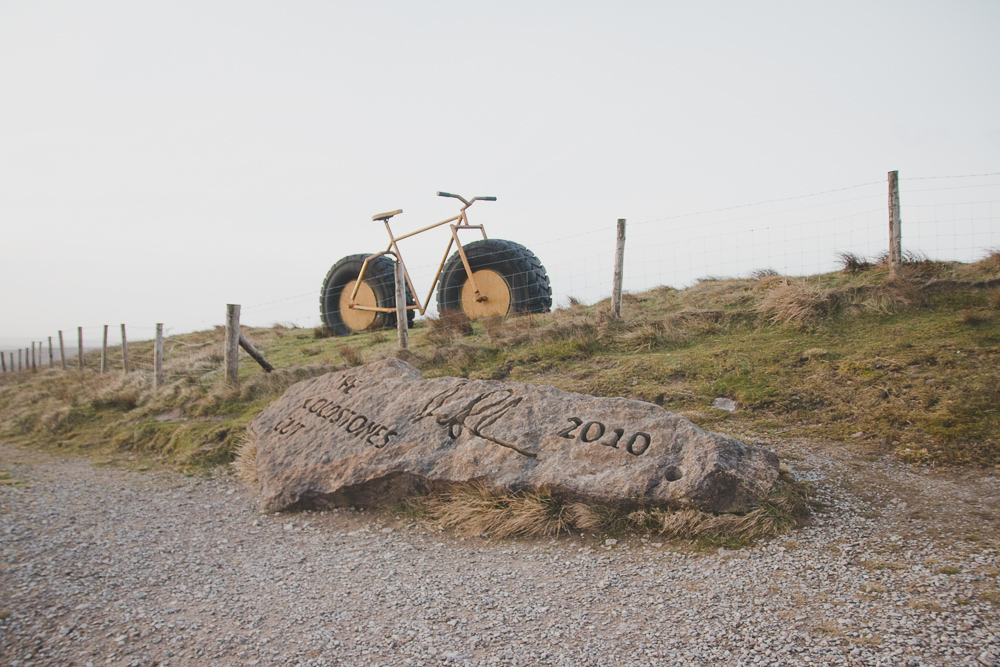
[{"left": 246, "top": 358, "right": 779, "bottom": 514}]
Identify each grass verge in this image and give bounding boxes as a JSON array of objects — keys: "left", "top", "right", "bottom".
[
  {"left": 402, "top": 470, "right": 811, "bottom": 547},
  {"left": 1, "top": 253, "right": 997, "bottom": 479}
]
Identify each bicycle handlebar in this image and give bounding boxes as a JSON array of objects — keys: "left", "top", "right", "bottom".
[{"left": 437, "top": 192, "right": 497, "bottom": 206}]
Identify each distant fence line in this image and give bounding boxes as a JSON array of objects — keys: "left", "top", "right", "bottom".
[{"left": 3, "top": 169, "right": 998, "bottom": 382}]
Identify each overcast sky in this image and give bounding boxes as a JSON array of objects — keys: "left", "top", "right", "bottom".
[{"left": 2, "top": 1, "right": 998, "bottom": 352}]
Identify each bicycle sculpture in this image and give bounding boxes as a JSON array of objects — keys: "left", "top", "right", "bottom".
[{"left": 320, "top": 192, "right": 552, "bottom": 336}]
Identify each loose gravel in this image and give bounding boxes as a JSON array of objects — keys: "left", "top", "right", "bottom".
[{"left": 2, "top": 438, "right": 999, "bottom": 666}]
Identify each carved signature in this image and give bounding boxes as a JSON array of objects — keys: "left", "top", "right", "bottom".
[{"left": 413, "top": 384, "right": 536, "bottom": 459}]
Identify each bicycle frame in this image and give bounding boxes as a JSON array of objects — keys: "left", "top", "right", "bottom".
[{"left": 347, "top": 193, "right": 495, "bottom": 316}]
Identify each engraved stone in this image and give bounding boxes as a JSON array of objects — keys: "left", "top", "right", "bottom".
[{"left": 247, "top": 358, "right": 780, "bottom": 514}]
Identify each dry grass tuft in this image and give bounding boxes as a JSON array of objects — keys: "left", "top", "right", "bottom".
[
  {"left": 426, "top": 313, "right": 474, "bottom": 342},
  {"left": 856, "top": 280, "right": 919, "bottom": 312},
  {"left": 339, "top": 345, "right": 363, "bottom": 366},
  {"left": 563, "top": 502, "right": 605, "bottom": 531},
  {"left": 757, "top": 283, "right": 829, "bottom": 325},
  {"left": 750, "top": 268, "right": 780, "bottom": 280},
  {"left": 239, "top": 365, "right": 332, "bottom": 402},
  {"left": 313, "top": 326, "right": 335, "bottom": 339},
  {"left": 960, "top": 308, "right": 984, "bottom": 325},
  {"left": 837, "top": 252, "right": 872, "bottom": 274},
  {"left": 981, "top": 249, "right": 1000, "bottom": 272},
  {"left": 419, "top": 482, "right": 573, "bottom": 538},
  {"left": 232, "top": 425, "right": 259, "bottom": 487},
  {"left": 482, "top": 315, "right": 506, "bottom": 340},
  {"left": 413, "top": 472, "right": 810, "bottom": 545},
  {"left": 619, "top": 323, "right": 675, "bottom": 352},
  {"left": 990, "top": 288, "right": 1000, "bottom": 310}
]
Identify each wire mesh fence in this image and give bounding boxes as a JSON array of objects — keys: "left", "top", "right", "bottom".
[{"left": 2, "top": 170, "right": 998, "bottom": 378}]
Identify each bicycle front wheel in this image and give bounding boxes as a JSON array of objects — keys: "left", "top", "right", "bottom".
[{"left": 436, "top": 239, "right": 552, "bottom": 320}]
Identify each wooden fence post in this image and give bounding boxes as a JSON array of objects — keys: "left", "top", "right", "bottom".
[
  {"left": 31, "top": 342, "right": 37, "bottom": 372},
  {"left": 19, "top": 348, "right": 23, "bottom": 371},
  {"left": 120, "top": 324, "right": 130, "bottom": 373},
  {"left": 224, "top": 304, "right": 240, "bottom": 387},
  {"left": 888, "top": 170, "right": 902, "bottom": 279},
  {"left": 239, "top": 333, "right": 274, "bottom": 372},
  {"left": 48, "top": 337, "right": 53, "bottom": 367},
  {"left": 58, "top": 330, "right": 66, "bottom": 370},
  {"left": 395, "top": 262, "right": 409, "bottom": 351},
  {"left": 153, "top": 323, "right": 164, "bottom": 390},
  {"left": 100, "top": 325, "right": 109, "bottom": 374},
  {"left": 612, "top": 218, "right": 626, "bottom": 319},
  {"left": 1, "top": 352, "right": 5, "bottom": 373},
  {"left": 77, "top": 327, "right": 84, "bottom": 371}
]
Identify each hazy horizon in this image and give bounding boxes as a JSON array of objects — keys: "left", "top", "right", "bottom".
[{"left": 2, "top": 1, "right": 998, "bottom": 354}]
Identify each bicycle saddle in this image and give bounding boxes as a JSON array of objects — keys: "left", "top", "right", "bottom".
[{"left": 372, "top": 209, "right": 403, "bottom": 222}]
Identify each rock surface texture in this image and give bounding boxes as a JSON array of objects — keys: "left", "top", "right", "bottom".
[{"left": 249, "top": 358, "right": 779, "bottom": 513}]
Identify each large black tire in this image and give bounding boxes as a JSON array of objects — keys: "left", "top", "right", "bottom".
[
  {"left": 320, "top": 254, "right": 415, "bottom": 336},
  {"left": 436, "top": 239, "right": 552, "bottom": 319}
]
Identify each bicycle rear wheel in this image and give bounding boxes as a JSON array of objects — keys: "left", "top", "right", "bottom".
[{"left": 320, "top": 254, "right": 415, "bottom": 335}]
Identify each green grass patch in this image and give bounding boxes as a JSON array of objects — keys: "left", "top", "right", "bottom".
[{"left": 1, "top": 256, "right": 998, "bottom": 469}]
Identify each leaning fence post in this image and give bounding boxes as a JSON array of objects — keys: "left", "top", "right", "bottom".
[
  {"left": 224, "top": 304, "right": 240, "bottom": 387},
  {"left": 77, "top": 327, "right": 84, "bottom": 371},
  {"left": 395, "top": 262, "right": 409, "bottom": 351},
  {"left": 888, "top": 170, "right": 902, "bottom": 279},
  {"left": 100, "top": 325, "right": 109, "bottom": 374},
  {"left": 58, "top": 330, "right": 66, "bottom": 370},
  {"left": 239, "top": 333, "right": 274, "bottom": 372},
  {"left": 153, "top": 323, "right": 164, "bottom": 390},
  {"left": 612, "top": 218, "right": 626, "bottom": 319},
  {"left": 120, "top": 324, "right": 130, "bottom": 373},
  {"left": 48, "top": 337, "right": 53, "bottom": 367}
]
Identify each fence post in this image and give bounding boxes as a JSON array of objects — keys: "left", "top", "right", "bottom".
[
  {"left": 239, "top": 333, "right": 274, "bottom": 372},
  {"left": 100, "top": 325, "right": 108, "bottom": 374},
  {"left": 58, "top": 331, "right": 66, "bottom": 370},
  {"left": 888, "top": 170, "right": 901, "bottom": 279},
  {"left": 612, "top": 218, "right": 626, "bottom": 319},
  {"left": 120, "top": 324, "right": 130, "bottom": 373},
  {"left": 18, "top": 349, "right": 22, "bottom": 372},
  {"left": 224, "top": 304, "right": 240, "bottom": 387},
  {"left": 395, "top": 262, "right": 409, "bottom": 351},
  {"left": 31, "top": 342, "right": 37, "bottom": 372},
  {"left": 153, "top": 323, "right": 164, "bottom": 390},
  {"left": 77, "top": 327, "right": 84, "bottom": 371},
  {"left": 48, "top": 337, "right": 53, "bottom": 367},
  {"left": 1, "top": 352, "right": 5, "bottom": 373}
]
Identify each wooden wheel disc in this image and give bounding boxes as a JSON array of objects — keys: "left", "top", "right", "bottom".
[
  {"left": 460, "top": 269, "right": 511, "bottom": 320},
  {"left": 340, "top": 280, "right": 378, "bottom": 331}
]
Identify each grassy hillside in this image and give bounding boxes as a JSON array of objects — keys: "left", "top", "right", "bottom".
[{"left": 1, "top": 252, "right": 998, "bottom": 472}]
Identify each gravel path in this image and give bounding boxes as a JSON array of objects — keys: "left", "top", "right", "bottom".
[{"left": 2, "top": 438, "right": 999, "bottom": 667}]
